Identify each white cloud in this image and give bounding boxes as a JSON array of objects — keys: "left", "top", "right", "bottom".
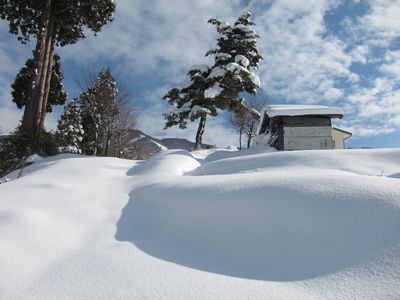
[
  {"left": 360, "top": 0, "right": 400, "bottom": 42},
  {"left": 350, "top": 45, "right": 370, "bottom": 64},
  {"left": 250, "top": 0, "right": 353, "bottom": 103},
  {"left": 59, "top": 0, "right": 243, "bottom": 81},
  {"left": 345, "top": 125, "right": 395, "bottom": 137},
  {"left": 380, "top": 50, "right": 400, "bottom": 81}
]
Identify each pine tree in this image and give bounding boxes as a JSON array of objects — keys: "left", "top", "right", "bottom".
[
  {"left": 206, "top": 12, "right": 263, "bottom": 113},
  {"left": 163, "top": 12, "right": 262, "bottom": 149},
  {"left": 11, "top": 52, "right": 67, "bottom": 125},
  {"left": 0, "top": 0, "right": 115, "bottom": 148},
  {"left": 79, "top": 69, "right": 118, "bottom": 156},
  {"left": 164, "top": 65, "right": 218, "bottom": 150},
  {"left": 55, "top": 100, "right": 84, "bottom": 154}
]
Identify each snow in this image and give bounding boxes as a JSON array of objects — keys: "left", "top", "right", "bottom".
[
  {"left": 263, "top": 105, "right": 344, "bottom": 118},
  {"left": 215, "top": 53, "right": 232, "bottom": 61},
  {"left": 1, "top": 148, "right": 400, "bottom": 299},
  {"left": 234, "top": 54, "right": 250, "bottom": 68},
  {"left": 226, "top": 62, "right": 249, "bottom": 74},
  {"left": 217, "top": 21, "right": 230, "bottom": 30},
  {"left": 234, "top": 24, "right": 247, "bottom": 31},
  {"left": 208, "top": 66, "right": 227, "bottom": 79},
  {"left": 188, "top": 64, "right": 209, "bottom": 74},
  {"left": 249, "top": 72, "right": 261, "bottom": 87},
  {"left": 204, "top": 83, "right": 223, "bottom": 98},
  {"left": 190, "top": 105, "right": 211, "bottom": 116}
]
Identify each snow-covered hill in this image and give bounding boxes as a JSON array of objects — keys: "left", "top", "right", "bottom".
[{"left": 1, "top": 149, "right": 400, "bottom": 299}]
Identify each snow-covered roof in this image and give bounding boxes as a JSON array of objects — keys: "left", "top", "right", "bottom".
[{"left": 263, "top": 105, "right": 344, "bottom": 118}]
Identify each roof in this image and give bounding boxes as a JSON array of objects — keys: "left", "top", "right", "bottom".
[
  {"left": 263, "top": 105, "right": 344, "bottom": 119},
  {"left": 332, "top": 127, "right": 352, "bottom": 136}
]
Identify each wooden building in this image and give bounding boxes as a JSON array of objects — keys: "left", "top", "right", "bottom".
[{"left": 252, "top": 105, "right": 352, "bottom": 150}]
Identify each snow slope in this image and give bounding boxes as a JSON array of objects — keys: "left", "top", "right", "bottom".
[{"left": 1, "top": 149, "right": 400, "bottom": 299}]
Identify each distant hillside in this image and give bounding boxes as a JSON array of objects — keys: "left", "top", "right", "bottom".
[
  {"left": 160, "top": 138, "right": 213, "bottom": 151},
  {"left": 110, "top": 130, "right": 214, "bottom": 160}
]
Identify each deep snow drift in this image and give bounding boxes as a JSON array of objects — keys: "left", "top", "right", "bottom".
[{"left": 1, "top": 149, "right": 400, "bottom": 299}]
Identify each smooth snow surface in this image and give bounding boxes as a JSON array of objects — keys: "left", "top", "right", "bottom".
[
  {"left": 263, "top": 105, "right": 344, "bottom": 117},
  {"left": 1, "top": 149, "right": 400, "bottom": 299}
]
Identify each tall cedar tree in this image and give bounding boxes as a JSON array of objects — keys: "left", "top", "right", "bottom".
[
  {"left": 79, "top": 69, "right": 118, "bottom": 156},
  {"left": 0, "top": 0, "right": 115, "bottom": 148},
  {"left": 11, "top": 52, "right": 67, "bottom": 127},
  {"left": 55, "top": 100, "right": 84, "bottom": 154},
  {"left": 164, "top": 65, "right": 218, "bottom": 150},
  {"left": 206, "top": 12, "right": 262, "bottom": 113}
]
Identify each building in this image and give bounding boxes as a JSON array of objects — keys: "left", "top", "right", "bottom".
[{"left": 252, "top": 105, "right": 352, "bottom": 150}]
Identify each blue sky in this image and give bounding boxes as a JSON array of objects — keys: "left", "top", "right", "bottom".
[{"left": 1, "top": 0, "right": 400, "bottom": 148}]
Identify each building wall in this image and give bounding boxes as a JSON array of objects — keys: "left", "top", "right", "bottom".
[
  {"left": 283, "top": 126, "right": 333, "bottom": 150},
  {"left": 332, "top": 128, "right": 352, "bottom": 149}
]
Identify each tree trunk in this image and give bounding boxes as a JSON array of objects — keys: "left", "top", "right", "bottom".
[
  {"left": 104, "top": 127, "right": 112, "bottom": 156},
  {"left": 247, "top": 121, "right": 255, "bottom": 148},
  {"left": 239, "top": 126, "right": 243, "bottom": 150},
  {"left": 39, "top": 43, "right": 55, "bottom": 132},
  {"left": 21, "top": 0, "right": 54, "bottom": 149},
  {"left": 247, "top": 134, "right": 252, "bottom": 149},
  {"left": 195, "top": 115, "right": 206, "bottom": 150}
]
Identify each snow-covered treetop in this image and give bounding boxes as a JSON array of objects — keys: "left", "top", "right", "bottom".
[
  {"left": 207, "top": 12, "right": 262, "bottom": 70},
  {"left": 204, "top": 11, "right": 263, "bottom": 105}
]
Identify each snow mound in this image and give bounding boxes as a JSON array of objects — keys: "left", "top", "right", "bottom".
[
  {"left": 191, "top": 148, "right": 400, "bottom": 176},
  {"left": 1, "top": 149, "right": 400, "bottom": 299},
  {"left": 199, "top": 146, "right": 275, "bottom": 162},
  {"left": 118, "top": 149, "right": 400, "bottom": 283},
  {"left": 126, "top": 150, "right": 200, "bottom": 176}
]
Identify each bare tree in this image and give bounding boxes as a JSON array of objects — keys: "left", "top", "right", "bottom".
[
  {"left": 230, "top": 96, "right": 267, "bottom": 149},
  {"left": 230, "top": 106, "right": 248, "bottom": 150},
  {"left": 244, "top": 96, "right": 266, "bottom": 148},
  {"left": 111, "top": 88, "right": 138, "bottom": 158}
]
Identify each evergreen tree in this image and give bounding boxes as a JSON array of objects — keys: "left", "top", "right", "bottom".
[
  {"left": 164, "top": 65, "right": 218, "bottom": 150},
  {"left": 79, "top": 69, "right": 118, "bottom": 156},
  {"left": 0, "top": 0, "right": 115, "bottom": 147},
  {"left": 163, "top": 12, "right": 262, "bottom": 149},
  {"left": 55, "top": 100, "right": 84, "bottom": 154},
  {"left": 206, "top": 12, "right": 263, "bottom": 113},
  {"left": 0, "top": 126, "right": 57, "bottom": 178},
  {"left": 0, "top": 127, "right": 31, "bottom": 178},
  {"left": 11, "top": 52, "right": 67, "bottom": 122}
]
